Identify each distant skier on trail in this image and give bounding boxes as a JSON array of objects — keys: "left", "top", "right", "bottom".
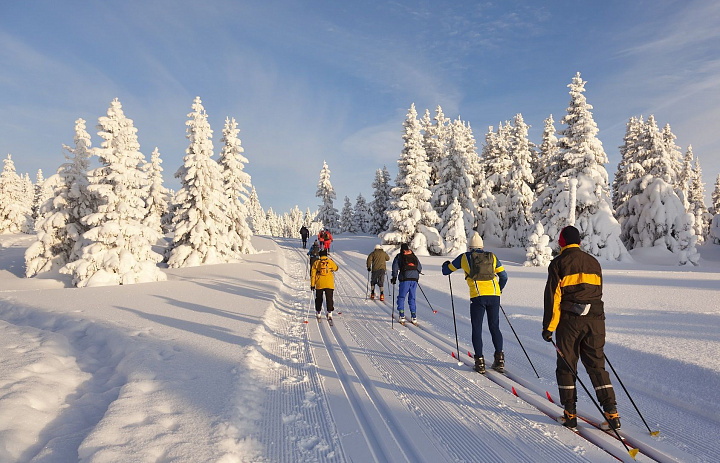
[
  {"left": 366, "top": 244, "right": 390, "bottom": 301},
  {"left": 442, "top": 232, "right": 508, "bottom": 374},
  {"left": 318, "top": 229, "right": 333, "bottom": 253},
  {"left": 308, "top": 240, "right": 320, "bottom": 270},
  {"left": 299, "top": 225, "right": 310, "bottom": 248},
  {"left": 542, "top": 226, "right": 621, "bottom": 431},
  {"left": 311, "top": 249, "right": 339, "bottom": 322},
  {"left": 391, "top": 243, "right": 422, "bottom": 325}
]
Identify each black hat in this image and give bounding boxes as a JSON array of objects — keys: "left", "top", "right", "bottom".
[
  {"left": 559, "top": 226, "right": 581, "bottom": 247},
  {"left": 400, "top": 243, "right": 409, "bottom": 251},
  {"left": 319, "top": 249, "right": 328, "bottom": 256}
]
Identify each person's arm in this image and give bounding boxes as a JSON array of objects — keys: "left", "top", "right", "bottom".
[
  {"left": 366, "top": 254, "right": 372, "bottom": 271},
  {"left": 543, "top": 261, "right": 562, "bottom": 332},
  {"left": 494, "top": 255, "right": 507, "bottom": 291},
  {"left": 391, "top": 256, "right": 399, "bottom": 281},
  {"left": 442, "top": 254, "right": 464, "bottom": 275}
]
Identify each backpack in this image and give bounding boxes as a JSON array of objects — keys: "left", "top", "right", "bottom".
[
  {"left": 318, "top": 259, "right": 330, "bottom": 276},
  {"left": 467, "top": 251, "right": 496, "bottom": 281},
  {"left": 399, "top": 252, "right": 419, "bottom": 273}
]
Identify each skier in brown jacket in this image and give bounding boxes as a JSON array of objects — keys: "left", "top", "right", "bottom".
[
  {"left": 366, "top": 244, "right": 390, "bottom": 301},
  {"left": 542, "top": 225, "right": 620, "bottom": 431}
]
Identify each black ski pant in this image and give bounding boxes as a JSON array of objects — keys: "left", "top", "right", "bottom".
[
  {"left": 555, "top": 313, "right": 616, "bottom": 412},
  {"left": 315, "top": 288, "right": 335, "bottom": 313},
  {"left": 302, "top": 237, "right": 308, "bottom": 248}
]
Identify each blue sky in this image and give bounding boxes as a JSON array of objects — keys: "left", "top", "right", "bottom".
[{"left": 1, "top": 1, "right": 718, "bottom": 213}]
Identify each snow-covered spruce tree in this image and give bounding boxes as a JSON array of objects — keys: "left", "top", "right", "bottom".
[
  {"left": 432, "top": 118, "right": 479, "bottom": 240},
  {"left": 370, "top": 166, "right": 392, "bottom": 234},
  {"left": 678, "top": 146, "right": 694, "bottom": 209},
  {"left": 504, "top": 114, "right": 535, "bottom": 247},
  {"left": 661, "top": 123, "right": 685, "bottom": 192},
  {"left": 481, "top": 122, "right": 513, "bottom": 199},
  {"left": 219, "top": 117, "right": 254, "bottom": 254},
  {"left": 524, "top": 222, "right": 553, "bottom": 267},
  {"left": 284, "top": 206, "right": 303, "bottom": 238},
  {"left": 381, "top": 103, "right": 443, "bottom": 255},
  {"left": 246, "top": 186, "right": 268, "bottom": 235},
  {"left": 543, "top": 73, "right": 629, "bottom": 260},
  {"left": 612, "top": 116, "right": 644, "bottom": 217},
  {"left": 0, "top": 155, "right": 32, "bottom": 234},
  {"left": 711, "top": 173, "right": 720, "bottom": 216},
  {"left": 340, "top": 196, "right": 355, "bottom": 233},
  {"left": 352, "top": 193, "right": 372, "bottom": 233},
  {"left": 532, "top": 115, "right": 564, "bottom": 224},
  {"left": 315, "top": 161, "right": 339, "bottom": 232},
  {"left": 142, "top": 147, "right": 169, "bottom": 235},
  {"left": 710, "top": 174, "right": 720, "bottom": 244},
  {"left": 167, "top": 96, "right": 236, "bottom": 268},
  {"left": 440, "top": 197, "right": 467, "bottom": 255},
  {"left": 475, "top": 174, "right": 503, "bottom": 242},
  {"left": 688, "top": 157, "right": 709, "bottom": 243},
  {"left": 26, "top": 119, "right": 93, "bottom": 276},
  {"left": 61, "top": 99, "right": 166, "bottom": 286},
  {"left": 423, "top": 106, "right": 450, "bottom": 207},
  {"left": 265, "top": 208, "right": 282, "bottom": 237},
  {"left": 623, "top": 176, "right": 699, "bottom": 265},
  {"left": 303, "top": 207, "right": 314, "bottom": 227}
]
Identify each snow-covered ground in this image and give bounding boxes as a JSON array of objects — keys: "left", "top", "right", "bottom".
[{"left": 1, "top": 233, "right": 719, "bottom": 462}]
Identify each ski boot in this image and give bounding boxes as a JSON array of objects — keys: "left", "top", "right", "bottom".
[
  {"left": 473, "top": 355, "right": 486, "bottom": 374},
  {"left": 600, "top": 409, "right": 621, "bottom": 431},
  {"left": 491, "top": 351, "right": 505, "bottom": 373},
  {"left": 411, "top": 314, "right": 418, "bottom": 325},
  {"left": 370, "top": 292, "right": 375, "bottom": 300},
  {"left": 316, "top": 311, "right": 322, "bottom": 320},
  {"left": 379, "top": 293, "right": 384, "bottom": 301},
  {"left": 559, "top": 406, "right": 577, "bottom": 429},
  {"left": 398, "top": 311, "right": 406, "bottom": 324}
]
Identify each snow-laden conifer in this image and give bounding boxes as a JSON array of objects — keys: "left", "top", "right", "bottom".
[
  {"left": 303, "top": 208, "right": 314, "bottom": 228},
  {"left": 711, "top": 173, "right": 720, "bottom": 216},
  {"left": 481, "top": 122, "right": 513, "bottom": 199},
  {"left": 504, "top": 114, "right": 535, "bottom": 247},
  {"left": 62, "top": 99, "right": 166, "bottom": 286},
  {"left": 432, "top": 118, "right": 479, "bottom": 238},
  {"left": 0, "top": 155, "right": 32, "bottom": 234},
  {"left": 381, "top": 104, "right": 442, "bottom": 255},
  {"left": 352, "top": 193, "right": 372, "bottom": 233},
  {"left": 315, "top": 161, "right": 339, "bottom": 232},
  {"left": 678, "top": 146, "right": 694, "bottom": 209},
  {"left": 167, "top": 97, "right": 236, "bottom": 267},
  {"left": 542, "top": 73, "right": 629, "bottom": 260},
  {"left": 532, "top": 115, "right": 564, "bottom": 223},
  {"left": 340, "top": 196, "right": 355, "bottom": 233},
  {"left": 246, "top": 186, "right": 268, "bottom": 235},
  {"left": 370, "top": 166, "right": 392, "bottom": 234},
  {"left": 423, "top": 106, "right": 449, "bottom": 203},
  {"left": 661, "top": 123, "right": 684, "bottom": 192},
  {"left": 26, "top": 119, "right": 93, "bottom": 276},
  {"left": 523, "top": 222, "right": 553, "bottom": 267},
  {"left": 710, "top": 175, "right": 720, "bottom": 244},
  {"left": 146, "top": 147, "right": 171, "bottom": 233},
  {"left": 688, "top": 156, "right": 709, "bottom": 243},
  {"left": 475, "top": 176, "right": 503, "bottom": 242},
  {"left": 218, "top": 117, "right": 254, "bottom": 254},
  {"left": 440, "top": 198, "right": 467, "bottom": 255},
  {"left": 612, "top": 116, "right": 644, "bottom": 217}
]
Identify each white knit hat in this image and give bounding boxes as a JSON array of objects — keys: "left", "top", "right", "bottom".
[
  {"left": 374, "top": 244, "right": 382, "bottom": 250},
  {"left": 469, "top": 232, "right": 484, "bottom": 249}
]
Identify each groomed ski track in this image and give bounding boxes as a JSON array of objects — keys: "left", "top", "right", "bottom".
[{"left": 277, "top": 237, "right": 639, "bottom": 463}]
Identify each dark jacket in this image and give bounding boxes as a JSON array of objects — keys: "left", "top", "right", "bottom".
[
  {"left": 391, "top": 250, "right": 422, "bottom": 282},
  {"left": 543, "top": 244, "right": 604, "bottom": 333},
  {"left": 366, "top": 248, "right": 390, "bottom": 272},
  {"left": 300, "top": 226, "right": 309, "bottom": 239}
]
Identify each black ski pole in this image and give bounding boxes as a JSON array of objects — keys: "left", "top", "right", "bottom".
[
  {"left": 499, "top": 304, "right": 539, "bottom": 378},
  {"left": 551, "top": 340, "right": 637, "bottom": 459},
  {"left": 416, "top": 282, "right": 438, "bottom": 314},
  {"left": 366, "top": 270, "right": 370, "bottom": 300},
  {"left": 604, "top": 354, "right": 659, "bottom": 436},
  {"left": 391, "top": 278, "right": 395, "bottom": 329},
  {"left": 448, "top": 275, "right": 461, "bottom": 364}
]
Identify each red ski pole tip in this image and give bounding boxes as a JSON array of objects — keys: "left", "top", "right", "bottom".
[
  {"left": 546, "top": 391, "right": 554, "bottom": 403},
  {"left": 451, "top": 352, "right": 456, "bottom": 359},
  {"left": 512, "top": 387, "right": 518, "bottom": 397},
  {"left": 468, "top": 351, "right": 472, "bottom": 358}
]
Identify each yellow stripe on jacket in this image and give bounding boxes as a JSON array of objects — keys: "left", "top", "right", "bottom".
[
  {"left": 548, "top": 273, "right": 602, "bottom": 331},
  {"left": 311, "top": 256, "right": 338, "bottom": 289}
]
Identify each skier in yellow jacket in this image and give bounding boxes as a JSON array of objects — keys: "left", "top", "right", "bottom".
[{"left": 311, "top": 249, "right": 339, "bottom": 321}]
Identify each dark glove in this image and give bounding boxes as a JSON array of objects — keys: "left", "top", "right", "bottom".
[
  {"left": 391, "top": 278, "right": 397, "bottom": 285},
  {"left": 367, "top": 268, "right": 371, "bottom": 272},
  {"left": 542, "top": 330, "right": 553, "bottom": 342},
  {"left": 311, "top": 286, "right": 315, "bottom": 291}
]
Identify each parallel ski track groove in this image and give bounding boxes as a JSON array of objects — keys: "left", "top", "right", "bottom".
[{"left": 328, "top": 248, "right": 611, "bottom": 462}]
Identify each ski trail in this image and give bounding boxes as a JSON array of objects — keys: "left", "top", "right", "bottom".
[{"left": 283, "top": 241, "right": 617, "bottom": 462}]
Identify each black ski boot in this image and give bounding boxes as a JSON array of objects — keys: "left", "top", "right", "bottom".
[
  {"left": 473, "top": 355, "right": 486, "bottom": 374},
  {"left": 559, "top": 405, "right": 577, "bottom": 429},
  {"left": 600, "top": 408, "right": 621, "bottom": 431},
  {"left": 491, "top": 351, "right": 505, "bottom": 373}
]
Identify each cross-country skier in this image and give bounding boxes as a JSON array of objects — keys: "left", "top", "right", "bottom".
[
  {"left": 311, "top": 249, "right": 339, "bottom": 321},
  {"left": 542, "top": 225, "right": 621, "bottom": 431},
  {"left": 366, "top": 244, "right": 390, "bottom": 301},
  {"left": 299, "top": 225, "right": 310, "bottom": 248},
  {"left": 442, "top": 232, "right": 508, "bottom": 374},
  {"left": 391, "top": 243, "right": 421, "bottom": 324},
  {"left": 308, "top": 240, "right": 320, "bottom": 270}
]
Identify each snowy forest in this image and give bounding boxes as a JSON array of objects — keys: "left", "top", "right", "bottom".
[{"left": 2, "top": 72, "right": 720, "bottom": 288}]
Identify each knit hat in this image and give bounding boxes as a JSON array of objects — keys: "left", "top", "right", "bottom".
[
  {"left": 374, "top": 244, "right": 382, "bottom": 250},
  {"left": 559, "top": 226, "right": 581, "bottom": 247},
  {"left": 400, "top": 243, "right": 409, "bottom": 251},
  {"left": 469, "top": 232, "right": 484, "bottom": 249}
]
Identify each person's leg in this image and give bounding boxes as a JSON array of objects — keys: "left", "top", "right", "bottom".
[
  {"left": 397, "top": 281, "right": 410, "bottom": 316},
  {"left": 469, "top": 297, "right": 486, "bottom": 358},
  {"left": 555, "top": 317, "right": 582, "bottom": 409},
  {"left": 407, "top": 281, "right": 417, "bottom": 317},
  {"left": 315, "top": 289, "right": 324, "bottom": 312},
  {"left": 325, "top": 289, "right": 335, "bottom": 313},
  {"left": 579, "top": 319, "right": 616, "bottom": 411},
  {"left": 486, "top": 296, "right": 503, "bottom": 353}
]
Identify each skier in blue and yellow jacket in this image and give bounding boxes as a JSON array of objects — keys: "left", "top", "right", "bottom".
[{"left": 442, "top": 232, "right": 507, "bottom": 374}]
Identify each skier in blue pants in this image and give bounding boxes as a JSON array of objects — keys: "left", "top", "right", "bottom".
[{"left": 391, "top": 243, "right": 422, "bottom": 324}]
